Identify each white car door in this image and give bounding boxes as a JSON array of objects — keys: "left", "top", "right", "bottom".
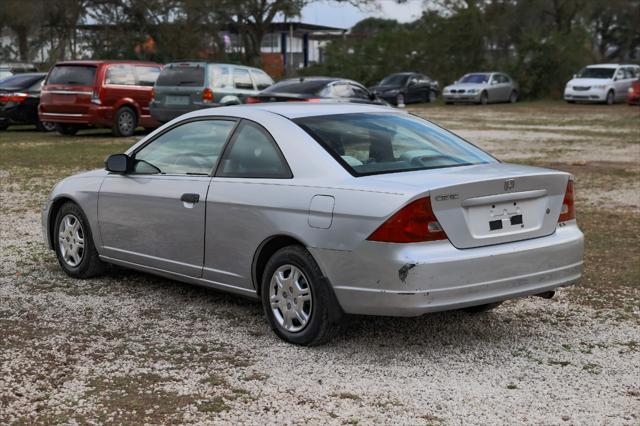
[{"left": 613, "top": 68, "right": 628, "bottom": 101}]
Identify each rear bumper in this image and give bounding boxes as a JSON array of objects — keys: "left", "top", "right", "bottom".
[
  {"left": 311, "top": 222, "right": 584, "bottom": 316},
  {"left": 38, "top": 104, "right": 113, "bottom": 127}
]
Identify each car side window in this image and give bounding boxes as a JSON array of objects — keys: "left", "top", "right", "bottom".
[
  {"left": 217, "top": 121, "right": 291, "bottom": 179},
  {"left": 350, "top": 84, "right": 371, "bottom": 100},
  {"left": 133, "top": 120, "right": 236, "bottom": 175},
  {"left": 105, "top": 64, "right": 136, "bottom": 86},
  {"left": 210, "top": 65, "right": 230, "bottom": 88},
  {"left": 135, "top": 66, "right": 160, "bottom": 86},
  {"left": 233, "top": 68, "right": 253, "bottom": 90}
]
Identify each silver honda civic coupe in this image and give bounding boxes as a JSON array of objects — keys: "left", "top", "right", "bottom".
[{"left": 42, "top": 103, "right": 584, "bottom": 345}]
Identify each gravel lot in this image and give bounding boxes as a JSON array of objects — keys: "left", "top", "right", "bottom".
[{"left": 1, "top": 101, "right": 639, "bottom": 424}]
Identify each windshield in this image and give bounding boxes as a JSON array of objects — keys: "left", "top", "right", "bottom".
[
  {"left": 577, "top": 67, "right": 615, "bottom": 79},
  {"left": 47, "top": 65, "right": 96, "bottom": 85},
  {"left": 459, "top": 73, "right": 490, "bottom": 84},
  {"left": 156, "top": 64, "right": 205, "bottom": 87},
  {"left": 294, "top": 113, "right": 495, "bottom": 176},
  {"left": 380, "top": 74, "right": 409, "bottom": 86}
]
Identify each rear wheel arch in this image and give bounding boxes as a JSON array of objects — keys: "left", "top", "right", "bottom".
[{"left": 252, "top": 235, "right": 306, "bottom": 294}]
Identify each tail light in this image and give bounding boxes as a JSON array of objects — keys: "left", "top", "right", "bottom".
[
  {"left": 287, "top": 98, "right": 322, "bottom": 102},
  {"left": 558, "top": 179, "right": 575, "bottom": 222},
  {"left": 202, "top": 88, "right": 214, "bottom": 103},
  {"left": 246, "top": 96, "right": 262, "bottom": 104},
  {"left": 0, "top": 92, "right": 28, "bottom": 103},
  {"left": 150, "top": 88, "right": 155, "bottom": 101},
  {"left": 368, "top": 196, "right": 448, "bottom": 243}
]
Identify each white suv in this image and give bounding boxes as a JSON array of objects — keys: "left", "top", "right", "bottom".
[{"left": 564, "top": 63, "right": 640, "bottom": 104}]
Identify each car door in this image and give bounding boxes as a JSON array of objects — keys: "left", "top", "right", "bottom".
[
  {"left": 613, "top": 68, "right": 628, "bottom": 101},
  {"left": 204, "top": 120, "right": 293, "bottom": 290},
  {"left": 98, "top": 118, "right": 237, "bottom": 276},
  {"left": 491, "top": 74, "right": 510, "bottom": 101}
]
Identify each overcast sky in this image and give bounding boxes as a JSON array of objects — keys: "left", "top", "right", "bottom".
[{"left": 297, "top": 0, "right": 426, "bottom": 29}]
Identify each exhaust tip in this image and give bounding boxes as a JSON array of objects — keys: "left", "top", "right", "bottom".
[{"left": 535, "top": 291, "right": 555, "bottom": 299}]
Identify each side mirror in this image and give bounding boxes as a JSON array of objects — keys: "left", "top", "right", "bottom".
[{"left": 105, "top": 153, "right": 133, "bottom": 173}]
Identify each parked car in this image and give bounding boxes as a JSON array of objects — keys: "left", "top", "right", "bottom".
[
  {"left": 564, "top": 64, "right": 640, "bottom": 104},
  {"left": 150, "top": 62, "right": 274, "bottom": 123},
  {"left": 628, "top": 79, "right": 640, "bottom": 105},
  {"left": 370, "top": 72, "right": 438, "bottom": 106},
  {"left": 0, "top": 62, "right": 38, "bottom": 81},
  {"left": 0, "top": 72, "right": 55, "bottom": 131},
  {"left": 246, "top": 77, "right": 384, "bottom": 105},
  {"left": 43, "top": 103, "right": 583, "bottom": 346},
  {"left": 443, "top": 72, "right": 519, "bottom": 104},
  {"left": 38, "top": 60, "right": 162, "bottom": 137}
]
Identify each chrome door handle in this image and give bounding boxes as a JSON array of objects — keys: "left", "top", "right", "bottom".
[{"left": 181, "top": 193, "right": 200, "bottom": 203}]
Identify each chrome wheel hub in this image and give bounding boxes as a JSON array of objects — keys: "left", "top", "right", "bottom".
[
  {"left": 58, "top": 214, "right": 85, "bottom": 267},
  {"left": 269, "top": 264, "right": 312, "bottom": 333}
]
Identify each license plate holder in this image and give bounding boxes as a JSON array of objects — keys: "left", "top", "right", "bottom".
[{"left": 166, "top": 95, "right": 190, "bottom": 105}]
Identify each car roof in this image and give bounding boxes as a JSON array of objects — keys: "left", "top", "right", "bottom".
[
  {"left": 53, "top": 60, "right": 160, "bottom": 66},
  {"left": 585, "top": 63, "right": 638, "bottom": 68},
  {"left": 188, "top": 102, "right": 400, "bottom": 120},
  {"left": 165, "top": 61, "right": 261, "bottom": 70}
]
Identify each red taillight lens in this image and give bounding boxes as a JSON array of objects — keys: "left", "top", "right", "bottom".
[
  {"left": 286, "top": 98, "right": 322, "bottom": 102},
  {"left": 558, "top": 179, "right": 576, "bottom": 222},
  {"left": 368, "top": 196, "right": 448, "bottom": 243},
  {"left": 0, "top": 92, "right": 27, "bottom": 103},
  {"left": 246, "top": 96, "right": 262, "bottom": 104},
  {"left": 150, "top": 88, "right": 155, "bottom": 101},
  {"left": 202, "top": 87, "right": 213, "bottom": 102}
]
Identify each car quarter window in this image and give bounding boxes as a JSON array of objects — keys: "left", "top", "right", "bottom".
[
  {"left": 210, "top": 65, "right": 230, "bottom": 88},
  {"left": 135, "top": 66, "right": 160, "bottom": 86},
  {"left": 133, "top": 120, "right": 236, "bottom": 175},
  {"left": 105, "top": 64, "right": 136, "bottom": 85},
  {"left": 251, "top": 69, "right": 273, "bottom": 90},
  {"left": 217, "top": 121, "right": 292, "bottom": 178},
  {"left": 233, "top": 68, "right": 254, "bottom": 90},
  {"left": 350, "top": 84, "right": 371, "bottom": 100}
]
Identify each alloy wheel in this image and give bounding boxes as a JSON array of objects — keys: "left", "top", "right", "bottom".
[
  {"left": 58, "top": 214, "right": 85, "bottom": 267},
  {"left": 269, "top": 264, "right": 313, "bottom": 333},
  {"left": 118, "top": 110, "right": 135, "bottom": 135}
]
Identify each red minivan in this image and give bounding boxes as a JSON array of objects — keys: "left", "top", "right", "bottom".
[{"left": 39, "top": 60, "right": 162, "bottom": 137}]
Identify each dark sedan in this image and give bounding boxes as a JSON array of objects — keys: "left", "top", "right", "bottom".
[
  {"left": 370, "top": 72, "right": 439, "bottom": 106},
  {"left": 0, "top": 73, "right": 55, "bottom": 131},
  {"left": 247, "top": 77, "right": 385, "bottom": 105}
]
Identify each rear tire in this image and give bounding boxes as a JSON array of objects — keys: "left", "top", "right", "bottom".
[
  {"left": 54, "top": 202, "right": 106, "bottom": 279},
  {"left": 112, "top": 106, "right": 137, "bottom": 137},
  {"left": 462, "top": 301, "right": 503, "bottom": 314},
  {"left": 509, "top": 90, "right": 518, "bottom": 103},
  {"left": 566, "top": 100, "right": 576, "bottom": 104},
  {"left": 261, "top": 245, "right": 342, "bottom": 346},
  {"left": 428, "top": 91, "right": 437, "bottom": 103},
  {"left": 396, "top": 94, "right": 405, "bottom": 107},
  {"left": 56, "top": 123, "right": 79, "bottom": 135}
]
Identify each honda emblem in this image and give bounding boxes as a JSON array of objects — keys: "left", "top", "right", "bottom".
[{"left": 504, "top": 179, "right": 515, "bottom": 191}]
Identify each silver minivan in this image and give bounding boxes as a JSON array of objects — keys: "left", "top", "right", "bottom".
[{"left": 150, "top": 62, "right": 273, "bottom": 123}]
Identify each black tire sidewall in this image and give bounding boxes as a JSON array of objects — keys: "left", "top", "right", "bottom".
[
  {"left": 261, "top": 246, "right": 337, "bottom": 346},
  {"left": 56, "top": 123, "right": 78, "bottom": 135},
  {"left": 480, "top": 91, "right": 488, "bottom": 104},
  {"left": 53, "top": 202, "right": 99, "bottom": 278},
  {"left": 510, "top": 91, "right": 518, "bottom": 103},
  {"left": 606, "top": 90, "right": 614, "bottom": 105}
]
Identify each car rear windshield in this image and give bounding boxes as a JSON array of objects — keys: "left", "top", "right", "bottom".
[
  {"left": 47, "top": 65, "right": 96, "bottom": 85},
  {"left": 380, "top": 74, "right": 409, "bottom": 86},
  {"left": 459, "top": 73, "right": 490, "bottom": 84},
  {"left": 577, "top": 67, "right": 615, "bottom": 79},
  {"left": 294, "top": 113, "right": 495, "bottom": 176},
  {"left": 156, "top": 64, "right": 205, "bottom": 87},
  {"left": 261, "top": 79, "right": 329, "bottom": 95}
]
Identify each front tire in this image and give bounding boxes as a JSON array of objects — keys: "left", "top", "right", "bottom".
[
  {"left": 112, "top": 106, "right": 137, "bottom": 137},
  {"left": 605, "top": 90, "right": 615, "bottom": 105},
  {"left": 56, "top": 123, "right": 79, "bottom": 135},
  {"left": 54, "top": 202, "right": 106, "bottom": 278},
  {"left": 261, "top": 245, "right": 342, "bottom": 346},
  {"left": 395, "top": 93, "right": 405, "bottom": 107},
  {"left": 36, "top": 119, "right": 56, "bottom": 132},
  {"left": 479, "top": 91, "right": 488, "bottom": 105}
]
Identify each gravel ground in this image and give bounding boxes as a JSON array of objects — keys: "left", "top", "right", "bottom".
[{"left": 1, "top": 102, "right": 639, "bottom": 424}]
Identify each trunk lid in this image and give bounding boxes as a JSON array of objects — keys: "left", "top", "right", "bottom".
[
  {"left": 154, "top": 63, "right": 206, "bottom": 107},
  {"left": 362, "top": 163, "right": 570, "bottom": 249}
]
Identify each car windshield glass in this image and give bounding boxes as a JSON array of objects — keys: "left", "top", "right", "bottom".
[
  {"left": 47, "top": 65, "right": 96, "bottom": 85},
  {"left": 380, "top": 75, "right": 409, "bottom": 86},
  {"left": 261, "top": 79, "right": 329, "bottom": 95},
  {"left": 459, "top": 74, "right": 490, "bottom": 84},
  {"left": 294, "top": 113, "right": 495, "bottom": 176},
  {"left": 156, "top": 64, "right": 205, "bottom": 86},
  {"left": 577, "top": 67, "right": 615, "bottom": 79},
  {"left": 0, "top": 74, "right": 41, "bottom": 88}
]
